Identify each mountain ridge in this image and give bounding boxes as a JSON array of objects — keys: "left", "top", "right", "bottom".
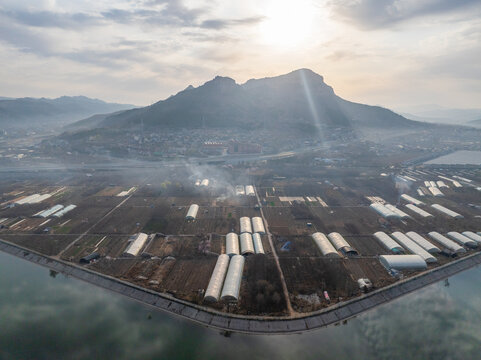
[
  {"left": 64, "top": 69, "right": 425, "bottom": 138},
  {"left": 0, "top": 96, "right": 136, "bottom": 129}
]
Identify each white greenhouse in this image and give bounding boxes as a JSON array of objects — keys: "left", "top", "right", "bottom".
[
  {"left": 405, "top": 231, "right": 440, "bottom": 253},
  {"left": 405, "top": 204, "right": 433, "bottom": 218},
  {"left": 204, "top": 254, "right": 230, "bottom": 302},
  {"left": 427, "top": 232, "right": 466, "bottom": 253},
  {"left": 37, "top": 204, "right": 64, "bottom": 218},
  {"left": 240, "top": 232, "right": 255, "bottom": 255},
  {"left": 373, "top": 231, "right": 404, "bottom": 253},
  {"left": 239, "top": 217, "right": 253, "bottom": 234},
  {"left": 221, "top": 255, "right": 245, "bottom": 301},
  {"left": 431, "top": 204, "right": 463, "bottom": 218},
  {"left": 462, "top": 231, "right": 481, "bottom": 244},
  {"left": 226, "top": 233, "right": 240, "bottom": 256},
  {"left": 428, "top": 187, "right": 444, "bottom": 197},
  {"left": 384, "top": 204, "right": 410, "bottom": 219},
  {"left": 252, "top": 233, "right": 265, "bottom": 254},
  {"left": 400, "top": 194, "right": 424, "bottom": 206},
  {"left": 369, "top": 203, "right": 398, "bottom": 219},
  {"left": 123, "top": 233, "right": 149, "bottom": 257},
  {"left": 251, "top": 217, "right": 266, "bottom": 234},
  {"left": 401, "top": 194, "right": 424, "bottom": 205},
  {"left": 446, "top": 232, "right": 477, "bottom": 248},
  {"left": 312, "top": 232, "right": 340, "bottom": 257},
  {"left": 245, "top": 185, "right": 255, "bottom": 196},
  {"left": 391, "top": 232, "right": 437, "bottom": 263},
  {"left": 379, "top": 255, "right": 427, "bottom": 271},
  {"left": 186, "top": 204, "right": 199, "bottom": 220},
  {"left": 327, "top": 232, "right": 358, "bottom": 255},
  {"left": 52, "top": 204, "right": 77, "bottom": 218}
]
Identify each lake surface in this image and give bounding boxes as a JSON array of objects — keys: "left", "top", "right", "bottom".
[
  {"left": 425, "top": 150, "right": 481, "bottom": 165},
  {"left": 1, "top": 251, "right": 481, "bottom": 360}
]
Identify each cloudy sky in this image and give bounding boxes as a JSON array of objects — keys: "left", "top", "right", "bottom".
[{"left": 0, "top": 0, "right": 480, "bottom": 111}]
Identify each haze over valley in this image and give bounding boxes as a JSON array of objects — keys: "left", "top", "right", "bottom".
[{"left": 1, "top": 1, "right": 480, "bottom": 359}]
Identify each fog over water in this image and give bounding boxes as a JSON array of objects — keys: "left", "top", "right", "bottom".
[{"left": 1, "top": 252, "right": 480, "bottom": 360}]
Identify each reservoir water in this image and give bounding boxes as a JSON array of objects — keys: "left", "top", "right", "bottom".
[
  {"left": 425, "top": 150, "right": 481, "bottom": 165},
  {"left": 1, "top": 251, "right": 480, "bottom": 360}
]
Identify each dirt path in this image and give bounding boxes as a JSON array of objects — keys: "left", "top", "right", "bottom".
[{"left": 254, "top": 185, "right": 295, "bottom": 316}]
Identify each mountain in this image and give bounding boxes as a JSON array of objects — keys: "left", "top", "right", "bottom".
[
  {"left": 0, "top": 96, "right": 135, "bottom": 129},
  {"left": 399, "top": 105, "right": 481, "bottom": 125},
  {"left": 78, "top": 69, "right": 420, "bottom": 134},
  {"left": 467, "top": 119, "right": 481, "bottom": 128}
]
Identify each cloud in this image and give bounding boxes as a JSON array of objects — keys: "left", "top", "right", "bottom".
[
  {"left": 0, "top": 2, "right": 263, "bottom": 32},
  {"left": 200, "top": 16, "right": 264, "bottom": 30},
  {"left": 1, "top": 9, "right": 102, "bottom": 29},
  {"left": 0, "top": 18, "right": 55, "bottom": 56},
  {"left": 329, "top": 0, "right": 481, "bottom": 29}
]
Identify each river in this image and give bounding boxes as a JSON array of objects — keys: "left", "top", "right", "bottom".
[{"left": 1, "top": 251, "right": 480, "bottom": 360}]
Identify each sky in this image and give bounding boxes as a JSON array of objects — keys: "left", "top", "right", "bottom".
[{"left": 0, "top": 0, "right": 480, "bottom": 112}]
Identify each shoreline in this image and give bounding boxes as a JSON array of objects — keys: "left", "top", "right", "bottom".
[{"left": 1, "top": 238, "right": 480, "bottom": 335}]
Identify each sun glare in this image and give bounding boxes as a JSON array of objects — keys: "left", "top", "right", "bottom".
[{"left": 259, "top": 0, "right": 317, "bottom": 48}]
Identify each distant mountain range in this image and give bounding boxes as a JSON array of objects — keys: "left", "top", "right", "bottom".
[
  {"left": 68, "top": 69, "right": 421, "bottom": 135},
  {"left": 399, "top": 105, "right": 481, "bottom": 125},
  {"left": 0, "top": 96, "right": 135, "bottom": 129},
  {"left": 468, "top": 118, "right": 481, "bottom": 128}
]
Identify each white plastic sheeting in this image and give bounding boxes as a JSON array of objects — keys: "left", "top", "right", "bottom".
[
  {"left": 379, "top": 255, "right": 427, "bottom": 270},
  {"left": 37, "top": 204, "right": 64, "bottom": 218},
  {"left": 373, "top": 232, "right": 404, "bottom": 253},
  {"left": 201, "top": 179, "right": 209, "bottom": 187},
  {"left": 446, "top": 232, "right": 477, "bottom": 248},
  {"left": 369, "top": 203, "right": 397, "bottom": 218},
  {"left": 245, "top": 185, "right": 255, "bottom": 196},
  {"left": 384, "top": 204, "right": 410, "bottom": 219},
  {"left": 428, "top": 187, "right": 444, "bottom": 197},
  {"left": 186, "top": 204, "right": 199, "bottom": 219},
  {"left": 462, "top": 231, "right": 481, "bottom": 244},
  {"left": 204, "top": 254, "right": 230, "bottom": 302},
  {"left": 452, "top": 181, "right": 462, "bottom": 188},
  {"left": 431, "top": 204, "right": 463, "bottom": 218},
  {"left": 123, "top": 233, "right": 149, "bottom": 257},
  {"left": 240, "top": 232, "right": 255, "bottom": 254},
  {"left": 327, "top": 232, "right": 351, "bottom": 251},
  {"left": 312, "top": 232, "right": 340, "bottom": 257},
  {"left": 400, "top": 194, "right": 424, "bottom": 206},
  {"left": 15, "top": 194, "right": 41, "bottom": 205},
  {"left": 226, "top": 233, "right": 240, "bottom": 256},
  {"left": 52, "top": 204, "right": 77, "bottom": 218},
  {"left": 251, "top": 217, "right": 266, "bottom": 234},
  {"left": 391, "top": 232, "right": 437, "bottom": 263},
  {"left": 405, "top": 204, "right": 433, "bottom": 218},
  {"left": 239, "top": 217, "right": 252, "bottom": 234},
  {"left": 427, "top": 232, "right": 466, "bottom": 253},
  {"left": 405, "top": 231, "right": 440, "bottom": 253},
  {"left": 252, "top": 233, "right": 265, "bottom": 254},
  {"left": 29, "top": 194, "right": 51, "bottom": 204},
  {"left": 221, "top": 255, "right": 245, "bottom": 301}
]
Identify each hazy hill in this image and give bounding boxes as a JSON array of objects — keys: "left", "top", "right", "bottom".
[
  {"left": 399, "top": 105, "right": 481, "bottom": 125},
  {"left": 467, "top": 119, "right": 481, "bottom": 128},
  {"left": 0, "top": 96, "right": 135, "bottom": 128},
  {"left": 80, "top": 69, "right": 421, "bottom": 133}
]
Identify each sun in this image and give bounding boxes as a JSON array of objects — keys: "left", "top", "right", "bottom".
[{"left": 259, "top": 0, "right": 317, "bottom": 48}]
